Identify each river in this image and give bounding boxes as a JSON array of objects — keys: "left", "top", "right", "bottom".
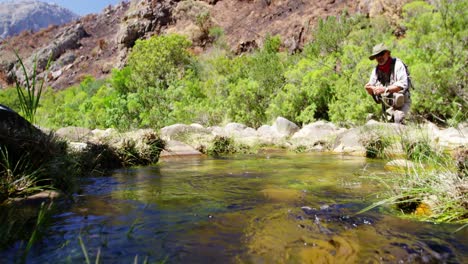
[{"left": 1, "top": 151, "right": 467, "bottom": 263}]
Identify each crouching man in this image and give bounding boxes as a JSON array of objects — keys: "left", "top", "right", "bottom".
[{"left": 365, "top": 43, "right": 411, "bottom": 124}]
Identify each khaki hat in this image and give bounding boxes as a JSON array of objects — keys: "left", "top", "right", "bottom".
[{"left": 369, "top": 43, "right": 390, "bottom": 60}]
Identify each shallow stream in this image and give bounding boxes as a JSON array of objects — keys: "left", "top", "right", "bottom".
[{"left": 1, "top": 152, "right": 467, "bottom": 263}]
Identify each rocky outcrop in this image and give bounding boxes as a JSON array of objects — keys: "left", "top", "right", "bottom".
[
  {"left": 10, "top": 23, "right": 89, "bottom": 83},
  {"left": 118, "top": 0, "right": 176, "bottom": 49},
  {"left": 0, "top": 0, "right": 79, "bottom": 39}
]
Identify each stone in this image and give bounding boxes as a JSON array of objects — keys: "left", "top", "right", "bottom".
[
  {"left": 161, "top": 123, "right": 210, "bottom": 141},
  {"left": 291, "top": 121, "right": 345, "bottom": 149},
  {"left": 55, "top": 126, "right": 93, "bottom": 142},
  {"left": 160, "top": 140, "right": 203, "bottom": 158},
  {"left": 0, "top": 105, "right": 48, "bottom": 162},
  {"left": 272, "top": 116, "right": 299, "bottom": 137},
  {"left": 332, "top": 128, "right": 366, "bottom": 156},
  {"left": 224, "top": 123, "right": 257, "bottom": 138}
]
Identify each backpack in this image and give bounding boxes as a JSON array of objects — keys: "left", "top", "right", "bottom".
[{"left": 376, "top": 58, "right": 413, "bottom": 92}]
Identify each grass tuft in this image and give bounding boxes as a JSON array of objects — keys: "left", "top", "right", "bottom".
[
  {"left": 12, "top": 49, "right": 51, "bottom": 124},
  {"left": 360, "top": 153, "right": 467, "bottom": 225}
]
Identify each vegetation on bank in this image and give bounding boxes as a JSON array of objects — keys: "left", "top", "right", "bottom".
[{"left": 359, "top": 124, "right": 467, "bottom": 224}]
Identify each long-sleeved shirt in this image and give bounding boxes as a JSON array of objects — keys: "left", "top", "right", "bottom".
[{"left": 368, "top": 58, "right": 410, "bottom": 93}]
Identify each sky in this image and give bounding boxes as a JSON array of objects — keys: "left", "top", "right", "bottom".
[{"left": 0, "top": 0, "right": 123, "bottom": 16}]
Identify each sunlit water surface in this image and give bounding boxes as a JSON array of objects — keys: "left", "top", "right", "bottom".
[{"left": 2, "top": 152, "right": 467, "bottom": 263}]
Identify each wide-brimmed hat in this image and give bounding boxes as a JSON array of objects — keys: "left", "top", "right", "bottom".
[{"left": 369, "top": 43, "right": 390, "bottom": 60}]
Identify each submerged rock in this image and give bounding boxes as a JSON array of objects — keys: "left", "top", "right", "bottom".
[{"left": 300, "top": 204, "right": 377, "bottom": 231}]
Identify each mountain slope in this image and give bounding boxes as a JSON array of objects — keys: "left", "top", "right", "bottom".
[{"left": 0, "top": 0, "right": 79, "bottom": 38}]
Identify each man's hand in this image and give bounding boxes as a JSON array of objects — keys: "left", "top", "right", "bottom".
[
  {"left": 365, "top": 84, "right": 385, "bottom": 95},
  {"left": 365, "top": 84, "right": 374, "bottom": 95}
]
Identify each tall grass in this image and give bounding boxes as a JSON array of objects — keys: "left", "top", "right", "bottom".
[
  {"left": 358, "top": 125, "right": 467, "bottom": 225},
  {"left": 13, "top": 49, "right": 51, "bottom": 124},
  {"left": 359, "top": 148, "right": 467, "bottom": 225},
  {"left": 0, "top": 147, "right": 49, "bottom": 202}
]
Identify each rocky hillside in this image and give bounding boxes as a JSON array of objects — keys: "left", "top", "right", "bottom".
[
  {"left": 0, "top": 0, "right": 79, "bottom": 39},
  {"left": 0, "top": 0, "right": 411, "bottom": 90}
]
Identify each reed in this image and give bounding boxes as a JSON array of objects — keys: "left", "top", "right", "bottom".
[
  {"left": 0, "top": 147, "right": 50, "bottom": 201},
  {"left": 12, "top": 49, "right": 51, "bottom": 124},
  {"left": 359, "top": 149, "right": 467, "bottom": 225}
]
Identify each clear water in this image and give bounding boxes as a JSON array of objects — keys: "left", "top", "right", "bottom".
[{"left": 1, "top": 152, "right": 467, "bottom": 263}]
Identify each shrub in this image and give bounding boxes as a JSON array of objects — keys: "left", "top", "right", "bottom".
[
  {"left": 399, "top": 0, "right": 467, "bottom": 124},
  {"left": 126, "top": 34, "right": 192, "bottom": 92},
  {"left": 206, "top": 136, "right": 236, "bottom": 156}
]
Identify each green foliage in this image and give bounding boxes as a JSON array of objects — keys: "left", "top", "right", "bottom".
[
  {"left": 206, "top": 136, "right": 236, "bottom": 156},
  {"left": 305, "top": 14, "right": 353, "bottom": 56},
  {"left": 0, "top": 130, "right": 76, "bottom": 203},
  {"left": 127, "top": 34, "right": 192, "bottom": 92},
  {"left": 360, "top": 154, "right": 467, "bottom": 224},
  {"left": 36, "top": 77, "right": 110, "bottom": 129},
  {"left": 104, "top": 34, "right": 194, "bottom": 129},
  {"left": 0, "top": 87, "right": 21, "bottom": 112},
  {"left": 110, "top": 67, "right": 131, "bottom": 94},
  {"left": 267, "top": 57, "right": 334, "bottom": 124},
  {"left": 328, "top": 46, "right": 377, "bottom": 125},
  {"left": 399, "top": 0, "right": 467, "bottom": 124},
  {"left": 0, "top": 147, "right": 45, "bottom": 201}
]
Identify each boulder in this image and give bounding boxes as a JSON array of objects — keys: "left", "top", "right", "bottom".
[
  {"left": 224, "top": 122, "right": 257, "bottom": 138},
  {"left": 291, "top": 121, "right": 345, "bottom": 150},
  {"left": 437, "top": 127, "right": 468, "bottom": 149},
  {"left": 160, "top": 140, "right": 203, "bottom": 158},
  {"left": 256, "top": 125, "right": 289, "bottom": 146},
  {"left": 161, "top": 123, "right": 210, "bottom": 141},
  {"left": 55, "top": 126, "right": 93, "bottom": 142},
  {"left": 272, "top": 116, "right": 299, "bottom": 137},
  {"left": 332, "top": 128, "right": 366, "bottom": 156},
  {"left": 91, "top": 128, "right": 118, "bottom": 139},
  {"left": 0, "top": 105, "right": 56, "bottom": 166},
  {"left": 117, "top": 0, "right": 175, "bottom": 49},
  {"left": 7, "top": 190, "right": 63, "bottom": 206}
]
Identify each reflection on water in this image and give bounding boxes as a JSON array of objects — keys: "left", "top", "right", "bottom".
[{"left": 1, "top": 152, "right": 466, "bottom": 263}]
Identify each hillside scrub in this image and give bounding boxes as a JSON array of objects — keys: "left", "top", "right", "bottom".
[{"left": 0, "top": 1, "right": 466, "bottom": 130}]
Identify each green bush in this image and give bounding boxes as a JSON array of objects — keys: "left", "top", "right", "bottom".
[
  {"left": 126, "top": 34, "right": 193, "bottom": 92},
  {"left": 0, "top": 87, "right": 21, "bottom": 112},
  {"left": 399, "top": 0, "right": 467, "bottom": 124},
  {"left": 35, "top": 77, "right": 108, "bottom": 129}
]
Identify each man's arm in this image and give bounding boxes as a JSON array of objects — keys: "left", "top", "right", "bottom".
[
  {"left": 389, "top": 60, "right": 409, "bottom": 93},
  {"left": 365, "top": 68, "right": 382, "bottom": 95}
]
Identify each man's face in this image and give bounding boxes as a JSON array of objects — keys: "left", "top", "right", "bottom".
[{"left": 375, "top": 51, "right": 390, "bottom": 65}]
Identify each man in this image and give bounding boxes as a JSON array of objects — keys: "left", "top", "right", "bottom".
[{"left": 365, "top": 43, "right": 411, "bottom": 124}]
